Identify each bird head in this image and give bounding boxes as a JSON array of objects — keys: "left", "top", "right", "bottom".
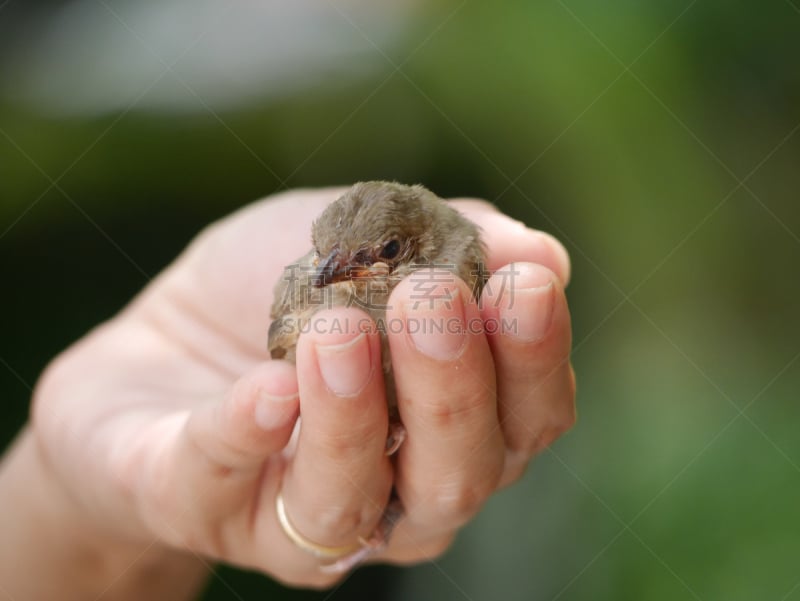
[{"left": 310, "top": 182, "right": 445, "bottom": 288}]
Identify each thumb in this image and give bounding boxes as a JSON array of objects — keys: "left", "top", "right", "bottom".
[
  {"left": 183, "top": 361, "right": 299, "bottom": 475},
  {"left": 138, "top": 361, "right": 299, "bottom": 551}
]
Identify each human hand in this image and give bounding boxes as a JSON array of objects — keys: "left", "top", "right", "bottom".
[{"left": 31, "top": 187, "right": 575, "bottom": 588}]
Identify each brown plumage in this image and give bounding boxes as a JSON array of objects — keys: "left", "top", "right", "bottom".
[
  {"left": 267, "top": 181, "right": 488, "bottom": 571},
  {"left": 269, "top": 181, "right": 487, "bottom": 405}
]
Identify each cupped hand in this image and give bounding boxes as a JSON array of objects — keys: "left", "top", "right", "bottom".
[{"left": 32, "top": 187, "right": 575, "bottom": 588}]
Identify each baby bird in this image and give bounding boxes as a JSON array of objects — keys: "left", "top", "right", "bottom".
[{"left": 268, "top": 181, "right": 488, "bottom": 570}]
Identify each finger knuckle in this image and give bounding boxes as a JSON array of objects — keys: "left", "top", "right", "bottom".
[
  {"left": 316, "top": 426, "right": 378, "bottom": 458},
  {"left": 507, "top": 429, "right": 548, "bottom": 457},
  {"left": 531, "top": 423, "right": 569, "bottom": 454},
  {"left": 188, "top": 417, "right": 259, "bottom": 474},
  {"left": 412, "top": 387, "right": 491, "bottom": 431},
  {"left": 505, "top": 402, "right": 576, "bottom": 458},
  {"left": 434, "top": 480, "right": 492, "bottom": 523},
  {"left": 190, "top": 437, "right": 241, "bottom": 476},
  {"left": 310, "top": 503, "right": 377, "bottom": 541}
]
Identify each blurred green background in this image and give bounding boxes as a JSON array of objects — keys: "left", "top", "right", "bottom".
[{"left": 2, "top": 1, "right": 799, "bottom": 599}]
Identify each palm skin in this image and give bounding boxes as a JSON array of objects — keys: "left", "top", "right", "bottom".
[{"left": 31, "top": 187, "right": 576, "bottom": 589}]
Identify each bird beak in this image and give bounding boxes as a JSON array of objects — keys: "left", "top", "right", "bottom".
[{"left": 312, "top": 249, "right": 350, "bottom": 287}]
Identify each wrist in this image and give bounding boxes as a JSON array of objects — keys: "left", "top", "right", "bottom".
[{"left": 0, "top": 428, "right": 210, "bottom": 601}]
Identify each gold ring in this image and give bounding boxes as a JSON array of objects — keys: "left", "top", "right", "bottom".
[{"left": 275, "top": 492, "right": 364, "bottom": 559}]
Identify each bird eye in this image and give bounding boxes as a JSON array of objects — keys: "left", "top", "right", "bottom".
[{"left": 380, "top": 239, "right": 401, "bottom": 260}]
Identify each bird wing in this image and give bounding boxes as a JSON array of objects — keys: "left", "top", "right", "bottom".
[{"left": 268, "top": 249, "right": 315, "bottom": 360}]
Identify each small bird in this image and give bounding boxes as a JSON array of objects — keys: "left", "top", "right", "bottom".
[{"left": 268, "top": 181, "right": 488, "bottom": 570}]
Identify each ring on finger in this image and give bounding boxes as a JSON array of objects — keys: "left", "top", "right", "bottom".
[{"left": 275, "top": 491, "right": 365, "bottom": 560}]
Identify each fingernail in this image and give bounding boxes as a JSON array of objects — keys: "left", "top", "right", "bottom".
[
  {"left": 255, "top": 391, "right": 298, "bottom": 431},
  {"left": 404, "top": 286, "right": 466, "bottom": 361},
  {"left": 315, "top": 332, "right": 372, "bottom": 396},
  {"left": 500, "top": 281, "right": 554, "bottom": 342}
]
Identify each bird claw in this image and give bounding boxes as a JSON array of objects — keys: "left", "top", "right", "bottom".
[
  {"left": 319, "top": 543, "right": 385, "bottom": 574},
  {"left": 319, "top": 498, "right": 404, "bottom": 574},
  {"left": 317, "top": 518, "right": 390, "bottom": 574},
  {"left": 313, "top": 427, "right": 405, "bottom": 574},
  {"left": 385, "top": 422, "right": 406, "bottom": 456}
]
